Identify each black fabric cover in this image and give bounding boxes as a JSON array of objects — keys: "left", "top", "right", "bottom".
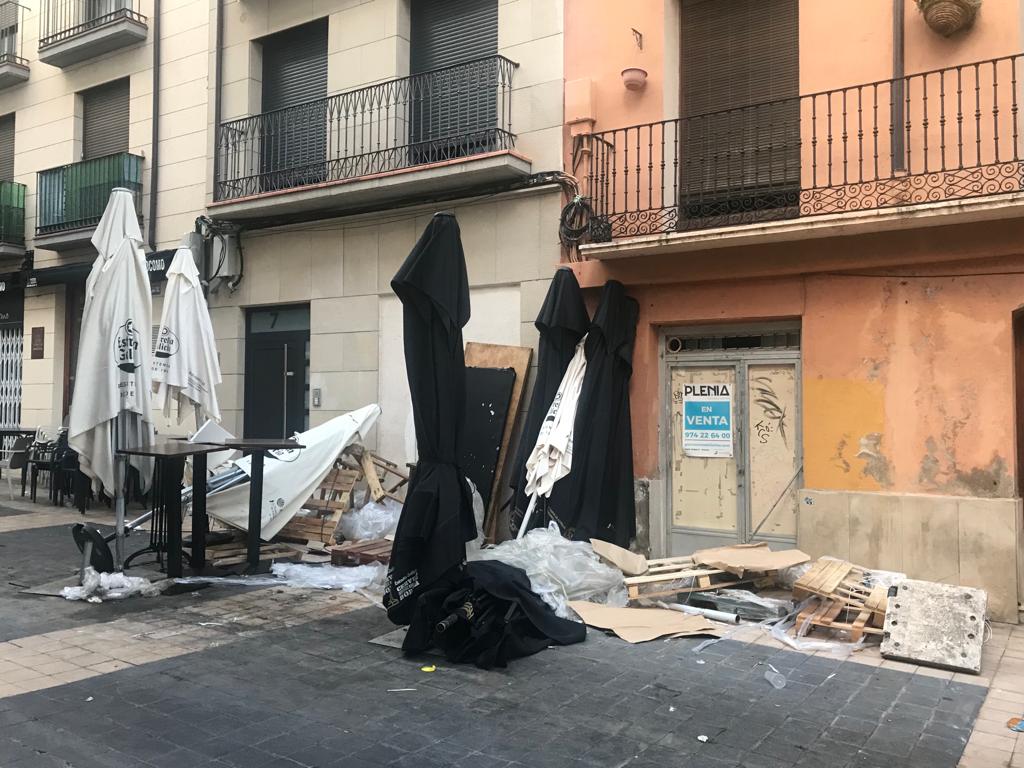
[
  {"left": 385, "top": 214, "right": 476, "bottom": 625},
  {"left": 547, "top": 280, "right": 639, "bottom": 547},
  {"left": 508, "top": 268, "right": 590, "bottom": 534},
  {"left": 402, "top": 560, "right": 586, "bottom": 669}
]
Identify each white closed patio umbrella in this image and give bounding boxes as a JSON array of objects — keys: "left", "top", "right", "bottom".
[
  {"left": 516, "top": 335, "right": 588, "bottom": 539},
  {"left": 68, "top": 188, "right": 155, "bottom": 569},
  {"left": 152, "top": 244, "right": 222, "bottom": 425}
]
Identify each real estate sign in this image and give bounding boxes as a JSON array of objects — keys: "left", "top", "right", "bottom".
[{"left": 682, "top": 382, "right": 733, "bottom": 458}]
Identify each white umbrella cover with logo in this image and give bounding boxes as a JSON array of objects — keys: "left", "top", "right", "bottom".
[
  {"left": 68, "top": 188, "right": 154, "bottom": 567},
  {"left": 152, "top": 245, "right": 222, "bottom": 424}
]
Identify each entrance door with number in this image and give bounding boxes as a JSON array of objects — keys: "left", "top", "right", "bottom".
[
  {"left": 244, "top": 306, "right": 309, "bottom": 439},
  {"left": 665, "top": 328, "right": 801, "bottom": 555}
]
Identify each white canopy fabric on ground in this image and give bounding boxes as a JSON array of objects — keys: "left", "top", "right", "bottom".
[
  {"left": 68, "top": 188, "right": 155, "bottom": 497},
  {"left": 152, "top": 245, "right": 222, "bottom": 424},
  {"left": 206, "top": 405, "right": 382, "bottom": 540},
  {"left": 517, "top": 336, "right": 588, "bottom": 538}
]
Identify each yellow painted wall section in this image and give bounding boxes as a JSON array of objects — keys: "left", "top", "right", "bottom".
[{"left": 803, "top": 378, "right": 887, "bottom": 492}]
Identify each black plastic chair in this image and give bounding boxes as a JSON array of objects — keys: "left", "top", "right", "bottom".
[{"left": 1, "top": 436, "right": 33, "bottom": 501}]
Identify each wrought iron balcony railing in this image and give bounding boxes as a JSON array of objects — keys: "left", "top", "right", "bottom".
[
  {"left": 36, "top": 152, "right": 143, "bottom": 235},
  {"left": 38, "top": 0, "right": 145, "bottom": 49},
  {"left": 215, "top": 55, "right": 519, "bottom": 202},
  {"left": 583, "top": 53, "right": 1024, "bottom": 242},
  {"left": 0, "top": 181, "right": 25, "bottom": 247},
  {"left": 0, "top": 1, "right": 26, "bottom": 66}
]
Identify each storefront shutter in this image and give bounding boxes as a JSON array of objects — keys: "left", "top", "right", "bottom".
[
  {"left": 680, "top": 0, "right": 799, "bottom": 197},
  {"left": 82, "top": 78, "right": 130, "bottom": 160},
  {"left": 0, "top": 114, "right": 13, "bottom": 181}
]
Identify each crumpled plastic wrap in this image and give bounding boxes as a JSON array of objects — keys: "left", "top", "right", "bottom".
[
  {"left": 174, "top": 562, "right": 387, "bottom": 602},
  {"left": 62, "top": 567, "right": 164, "bottom": 603},
  {"left": 469, "top": 522, "right": 628, "bottom": 619},
  {"left": 339, "top": 498, "right": 403, "bottom": 541},
  {"left": 766, "top": 599, "right": 865, "bottom": 656}
]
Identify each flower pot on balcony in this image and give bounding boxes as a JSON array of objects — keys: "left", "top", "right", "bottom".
[
  {"left": 916, "top": 0, "right": 981, "bottom": 37},
  {"left": 621, "top": 67, "right": 648, "bottom": 91}
]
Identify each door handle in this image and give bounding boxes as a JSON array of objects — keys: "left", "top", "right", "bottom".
[{"left": 282, "top": 345, "right": 288, "bottom": 436}]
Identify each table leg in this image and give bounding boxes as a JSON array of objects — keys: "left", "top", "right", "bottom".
[
  {"left": 192, "top": 453, "right": 208, "bottom": 571},
  {"left": 247, "top": 451, "right": 264, "bottom": 570},
  {"left": 165, "top": 456, "right": 185, "bottom": 579}
]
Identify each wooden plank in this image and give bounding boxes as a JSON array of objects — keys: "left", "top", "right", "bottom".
[
  {"left": 623, "top": 568, "right": 725, "bottom": 586},
  {"left": 465, "top": 342, "right": 533, "bottom": 543},
  {"left": 360, "top": 451, "right": 387, "bottom": 503}
]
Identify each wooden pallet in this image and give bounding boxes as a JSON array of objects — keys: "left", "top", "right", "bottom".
[
  {"left": 275, "top": 464, "right": 361, "bottom": 545},
  {"left": 331, "top": 538, "right": 393, "bottom": 566},
  {"left": 796, "top": 598, "right": 884, "bottom": 642},
  {"left": 794, "top": 559, "right": 887, "bottom": 627},
  {"left": 625, "top": 559, "right": 759, "bottom": 600},
  {"left": 205, "top": 541, "right": 302, "bottom": 568}
]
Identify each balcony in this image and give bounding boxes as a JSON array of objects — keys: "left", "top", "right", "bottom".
[
  {"left": 212, "top": 55, "right": 529, "bottom": 222},
  {"left": 0, "top": 181, "right": 25, "bottom": 258},
  {"left": 581, "top": 54, "right": 1024, "bottom": 253},
  {"left": 35, "top": 152, "right": 143, "bottom": 251},
  {"left": 37, "top": 0, "right": 147, "bottom": 69},
  {"left": 0, "top": 2, "right": 28, "bottom": 89}
]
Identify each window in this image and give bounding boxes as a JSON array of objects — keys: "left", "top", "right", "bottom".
[
  {"left": 82, "top": 78, "right": 129, "bottom": 160},
  {"left": 0, "top": 113, "right": 13, "bottom": 181}
]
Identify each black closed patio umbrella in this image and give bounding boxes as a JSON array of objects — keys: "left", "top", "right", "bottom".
[
  {"left": 548, "top": 279, "right": 639, "bottom": 547},
  {"left": 385, "top": 213, "right": 476, "bottom": 625},
  {"left": 508, "top": 268, "right": 590, "bottom": 535}
]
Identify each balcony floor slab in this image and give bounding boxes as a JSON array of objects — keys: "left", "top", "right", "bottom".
[
  {"left": 0, "top": 60, "right": 29, "bottom": 89},
  {"left": 38, "top": 17, "right": 147, "bottom": 68}
]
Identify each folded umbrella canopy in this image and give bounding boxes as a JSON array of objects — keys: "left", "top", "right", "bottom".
[
  {"left": 515, "top": 335, "right": 587, "bottom": 539},
  {"left": 152, "top": 245, "right": 222, "bottom": 424},
  {"left": 547, "top": 280, "right": 639, "bottom": 547},
  {"left": 68, "top": 188, "right": 155, "bottom": 568},
  {"left": 385, "top": 213, "right": 475, "bottom": 625},
  {"left": 509, "top": 268, "right": 589, "bottom": 535}
]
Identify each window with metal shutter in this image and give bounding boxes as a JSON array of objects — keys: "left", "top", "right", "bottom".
[
  {"left": 82, "top": 78, "right": 130, "bottom": 160},
  {"left": 0, "top": 114, "right": 13, "bottom": 181},
  {"left": 409, "top": 0, "right": 499, "bottom": 162},
  {"left": 259, "top": 19, "right": 328, "bottom": 191},
  {"left": 680, "top": 0, "right": 799, "bottom": 204}
]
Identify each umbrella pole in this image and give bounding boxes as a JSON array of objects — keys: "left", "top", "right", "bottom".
[
  {"left": 114, "top": 414, "right": 126, "bottom": 571},
  {"left": 516, "top": 493, "right": 539, "bottom": 540}
]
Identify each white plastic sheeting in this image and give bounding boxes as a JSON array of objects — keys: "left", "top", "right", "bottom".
[
  {"left": 469, "top": 523, "right": 628, "bottom": 619},
  {"left": 339, "top": 498, "right": 403, "bottom": 542},
  {"left": 62, "top": 568, "right": 164, "bottom": 603},
  {"left": 174, "top": 562, "right": 387, "bottom": 601}
]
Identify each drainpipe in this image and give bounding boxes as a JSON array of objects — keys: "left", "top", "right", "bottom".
[
  {"left": 212, "top": 0, "right": 224, "bottom": 217},
  {"left": 892, "top": 0, "right": 905, "bottom": 170},
  {"left": 147, "top": 0, "right": 161, "bottom": 250}
]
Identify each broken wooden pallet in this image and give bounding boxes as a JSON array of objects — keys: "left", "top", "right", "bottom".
[
  {"left": 205, "top": 541, "right": 301, "bottom": 568},
  {"left": 275, "top": 463, "right": 361, "bottom": 546},
  {"left": 793, "top": 559, "right": 887, "bottom": 627},
  {"left": 795, "top": 598, "right": 884, "bottom": 642},
  {"left": 625, "top": 565, "right": 759, "bottom": 600},
  {"left": 330, "top": 538, "right": 393, "bottom": 566}
]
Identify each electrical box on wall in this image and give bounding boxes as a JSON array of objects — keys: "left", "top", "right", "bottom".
[{"left": 208, "top": 232, "right": 241, "bottom": 293}]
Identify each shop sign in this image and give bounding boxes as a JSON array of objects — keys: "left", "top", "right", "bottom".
[{"left": 682, "top": 382, "right": 733, "bottom": 458}]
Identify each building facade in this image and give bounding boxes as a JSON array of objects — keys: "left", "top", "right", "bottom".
[
  {"left": 566, "top": 0, "right": 1024, "bottom": 621},
  {"left": 1, "top": 0, "right": 566, "bottom": 477}
]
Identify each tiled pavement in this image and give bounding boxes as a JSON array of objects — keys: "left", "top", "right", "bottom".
[{"left": 0, "top": 506, "right": 1021, "bottom": 767}]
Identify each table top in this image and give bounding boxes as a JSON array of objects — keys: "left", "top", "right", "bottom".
[
  {"left": 117, "top": 441, "right": 230, "bottom": 458},
  {"left": 220, "top": 438, "right": 306, "bottom": 451}
]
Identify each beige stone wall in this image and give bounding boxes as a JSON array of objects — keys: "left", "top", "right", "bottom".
[{"left": 799, "top": 489, "right": 1022, "bottom": 624}]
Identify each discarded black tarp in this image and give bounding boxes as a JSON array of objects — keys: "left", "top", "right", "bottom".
[
  {"left": 402, "top": 560, "right": 586, "bottom": 669},
  {"left": 385, "top": 213, "right": 476, "bottom": 625},
  {"left": 508, "top": 268, "right": 590, "bottom": 535},
  {"left": 548, "top": 279, "right": 638, "bottom": 547}
]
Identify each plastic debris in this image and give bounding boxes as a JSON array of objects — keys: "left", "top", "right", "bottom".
[
  {"left": 765, "top": 601, "right": 865, "bottom": 657},
  {"left": 61, "top": 568, "right": 164, "bottom": 603},
  {"left": 1006, "top": 717, "right": 1024, "bottom": 732},
  {"left": 668, "top": 706, "right": 676, "bottom": 712},
  {"left": 764, "top": 664, "right": 787, "bottom": 689},
  {"left": 695, "top": 659, "right": 706, "bottom": 665},
  {"left": 387, "top": 688, "right": 417, "bottom": 692},
  {"left": 85, "top": 697, "right": 94, "bottom": 702},
  {"left": 175, "top": 562, "right": 387, "bottom": 601},
  {"left": 692, "top": 637, "right": 722, "bottom": 654},
  {"left": 697, "top": 735, "right": 709, "bottom": 743},
  {"left": 691, "top": 589, "right": 792, "bottom": 622},
  {"left": 339, "top": 498, "right": 403, "bottom": 541},
  {"left": 420, "top": 665, "right": 436, "bottom": 673},
  {"left": 469, "top": 522, "right": 627, "bottom": 619}
]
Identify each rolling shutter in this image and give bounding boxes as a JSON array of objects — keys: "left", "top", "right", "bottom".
[
  {"left": 261, "top": 19, "right": 328, "bottom": 112},
  {"left": 259, "top": 19, "right": 328, "bottom": 191},
  {"left": 82, "top": 78, "right": 129, "bottom": 160},
  {"left": 409, "top": 0, "right": 499, "bottom": 161},
  {"left": 410, "top": 0, "right": 498, "bottom": 74},
  {"left": 0, "top": 114, "right": 13, "bottom": 181},
  {"left": 680, "top": 0, "right": 799, "bottom": 200}
]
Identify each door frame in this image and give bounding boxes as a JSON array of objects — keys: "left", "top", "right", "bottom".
[
  {"left": 657, "top": 322, "right": 802, "bottom": 557},
  {"left": 243, "top": 304, "right": 310, "bottom": 439}
]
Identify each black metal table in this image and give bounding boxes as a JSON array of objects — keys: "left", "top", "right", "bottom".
[
  {"left": 219, "top": 438, "right": 305, "bottom": 570},
  {"left": 116, "top": 442, "right": 224, "bottom": 578}
]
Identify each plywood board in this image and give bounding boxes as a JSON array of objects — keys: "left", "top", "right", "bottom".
[
  {"left": 880, "top": 579, "right": 986, "bottom": 674},
  {"left": 568, "top": 601, "right": 717, "bottom": 644},
  {"left": 691, "top": 542, "right": 809, "bottom": 578},
  {"left": 464, "top": 342, "right": 533, "bottom": 542}
]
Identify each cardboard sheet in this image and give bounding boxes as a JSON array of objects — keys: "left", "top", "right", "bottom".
[
  {"left": 691, "top": 542, "right": 810, "bottom": 578},
  {"left": 568, "top": 601, "right": 718, "bottom": 643},
  {"left": 590, "top": 539, "right": 649, "bottom": 576}
]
